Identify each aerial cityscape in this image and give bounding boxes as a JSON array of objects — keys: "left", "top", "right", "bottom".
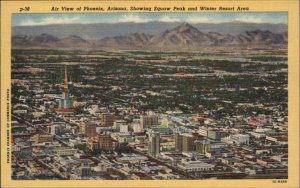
[{"left": 11, "top": 13, "right": 288, "bottom": 180}]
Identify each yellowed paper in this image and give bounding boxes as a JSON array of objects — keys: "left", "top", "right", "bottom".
[{"left": 1, "top": 0, "right": 299, "bottom": 187}]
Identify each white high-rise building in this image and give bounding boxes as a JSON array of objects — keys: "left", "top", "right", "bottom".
[{"left": 148, "top": 130, "right": 160, "bottom": 157}]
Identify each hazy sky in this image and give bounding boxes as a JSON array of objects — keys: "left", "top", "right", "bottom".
[{"left": 12, "top": 12, "right": 287, "bottom": 26}]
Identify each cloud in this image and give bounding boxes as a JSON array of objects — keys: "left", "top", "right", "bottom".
[
  {"left": 159, "top": 16, "right": 180, "bottom": 22},
  {"left": 20, "top": 17, "right": 80, "bottom": 26},
  {"left": 235, "top": 16, "right": 264, "bottom": 23},
  {"left": 186, "top": 16, "right": 211, "bottom": 23},
  {"left": 119, "top": 15, "right": 149, "bottom": 23}
]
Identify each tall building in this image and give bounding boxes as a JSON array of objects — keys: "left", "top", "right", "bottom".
[
  {"left": 87, "top": 133, "right": 113, "bottom": 151},
  {"left": 148, "top": 130, "right": 160, "bottom": 156},
  {"left": 49, "top": 124, "right": 64, "bottom": 135},
  {"left": 195, "top": 140, "right": 211, "bottom": 154},
  {"left": 58, "top": 66, "right": 73, "bottom": 109},
  {"left": 182, "top": 133, "right": 196, "bottom": 152},
  {"left": 140, "top": 114, "right": 158, "bottom": 129},
  {"left": 101, "top": 113, "right": 115, "bottom": 127},
  {"left": 175, "top": 131, "right": 183, "bottom": 151},
  {"left": 80, "top": 121, "right": 97, "bottom": 138},
  {"left": 98, "top": 133, "right": 113, "bottom": 150},
  {"left": 174, "top": 130, "right": 196, "bottom": 152}
]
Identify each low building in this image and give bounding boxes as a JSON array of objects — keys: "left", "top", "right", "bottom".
[
  {"left": 131, "top": 172, "right": 153, "bottom": 180},
  {"left": 207, "top": 130, "right": 227, "bottom": 141},
  {"left": 56, "top": 148, "right": 77, "bottom": 156},
  {"left": 231, "top": 134, "right": 249, "bottom": 145},
  {"left": 178, "top": 160, "right": 214, "bottom": 172},
  {"left": 31, "top": 134, "right": 53, "bottom": 143}
]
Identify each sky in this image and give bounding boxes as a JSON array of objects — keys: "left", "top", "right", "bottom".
[{"left": 12, "top": 12, "right": 287, "bottom": 26}]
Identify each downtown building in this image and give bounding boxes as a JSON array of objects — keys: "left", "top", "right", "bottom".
[
  {"left": 59, "top": 66, "right": 73, "bottom": 109},
  {"left": 101, "top": 113, "right": 115, "bottom": 127},
  {"left": 87, "top": 133, "right": 114, "bottom": 151},
  {"left": 175, "top": 132, "right": 196, "bottom": 152},
  {"left": 140, "top": 114, "right": 159, "bottom": 129},
  {"left": 50, "top": 66, "right": 75, "bottom": 113},
  {"left": 148, "top": 130, "right": 160, "bottom": 157},
  {"left": 80, "top": 121, "right": 97, "bottom": 138}
]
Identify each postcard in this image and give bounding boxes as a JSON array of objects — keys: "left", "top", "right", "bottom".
[{"left": 1, "top": 0, "right": 299, "bottom": 187}]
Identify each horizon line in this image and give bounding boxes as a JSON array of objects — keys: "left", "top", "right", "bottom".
[{"left": 13, "top": 21, "right": 287, "bottom": 27}]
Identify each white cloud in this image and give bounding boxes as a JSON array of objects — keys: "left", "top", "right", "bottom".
[
  {"left": 235, "top": 16, "right": 264, "bottom": 23},
  {"left": 186, "top": 16, "right": 211, "bottom": 23},
  {"left": 159, "top": 16, "right": 180, "bottom": 22},
  {"left": 20, "top": 17, "right": 80, "bottom": 26},
  {"left": 119, "top": 15, "right": 149, "bottom": 23}
]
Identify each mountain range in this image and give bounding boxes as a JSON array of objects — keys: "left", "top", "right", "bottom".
[
  {"left": 12, "top": 23, "right": 287, "bottom": 51},
  {"left": 12, "top": 21, "right": 287, "bottom": 39}
]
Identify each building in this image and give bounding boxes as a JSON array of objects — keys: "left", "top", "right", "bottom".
[
  {"left": 77, "top": 166, "right": 92, "bottom": 177},
  {"left": 195, "top": 140, "right": 211, "bottom": 154},
  {"left": 114, "top": 119, "right": 127, "bottom": 131},
  {"left": 175, "top": 132, "right": 196, "bottom": 152},
  {"left": 49, "top": 66, "right": 75, "bottom": 113},
  {"left": 80, "top": 121, "right": 97, "bottom": 137},
  {"left": 131, "top": 172, "right": 153, "bottom": 180},
  {"left": 49, "top": 124, "right": 64, "bottom": 135},
  {"left": 87, "top": 140, "right": 100, "bottom": 151},
  {"left": 207, "top": 130, "right": 227, "bottom": 141},
  {"left": 178, "top": 160, "right": 214, "bottom": 172},
  {"left": 132, "top": 123, "right": 143, "bottom": 133},
  {"left": 231, "top": 134, "right": 250, "bottom": 145},
  {"left": 58, "top": 66, "right": 73, "bottom": 109},
  {"left": 148, "top": 130, "right": 160, "bottom": 156},
  {"left": 31, "top": 134, "right": 53, "bottom": 143},
  {"left": 101, "top": 113, "right": 115, "bottom": 127},
  {"left": 120, "top": 124, "right": 129, "bottom": 133},
  {"left": 99, "top": 134, "right": 114, "bottom": 151},
  {"left": 175, "top": 132, "right": 183, "bottom": 151},
  {"left": 56, "top": 148, "right": 77, "bottom": 156},
  {"left": 140, "top": 114, "right": 158, "bottom": 129},
  {"left": 182, "top": 133, "right": 196, "bottom": 152},
  {"left": 198, "top": 127, "right": 208, "bottom": 137},
  {"left": 87, "top": 133, "right": 113, "bottom": 151}
]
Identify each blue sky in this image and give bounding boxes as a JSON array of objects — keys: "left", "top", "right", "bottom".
[{"left": 12, "top": 12, "right": 287, "bottom": 26}]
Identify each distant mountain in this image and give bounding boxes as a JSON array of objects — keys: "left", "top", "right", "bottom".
[
  {"left": 237, "top": 30, "right": 286, "bottom": 44},
  {"left": 12, "top": 23, "right": 287, "bottom": 51},
  {"left": 12, "top": 21, "right": 287, "bottom": 40},
  {"left": 12, "top": 33, "right": 59, "bottom": 47},
  {"left": 149, "top": 23, "right": 213, "bottom": 46},
  {"left": 57, "top": 35, "right": 90, "bottom": 48},
  {"left": 60, "top": 35, "right": 88, "bottom": 44},
  {"left": 97, "top": 33, "right": 152, "bottom": 48}
]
